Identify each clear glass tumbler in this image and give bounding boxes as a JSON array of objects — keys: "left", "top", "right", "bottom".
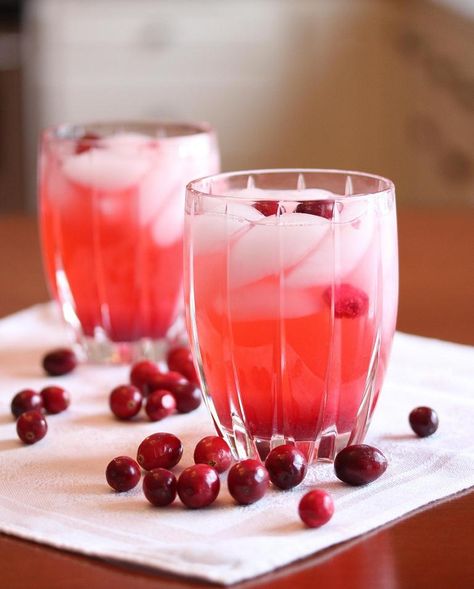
[
  {"left": 39, "top": 121, "right": 220, "bottom": 363},
  {"left": 184, "top": 169, "right": 398, "bottom": 462}
]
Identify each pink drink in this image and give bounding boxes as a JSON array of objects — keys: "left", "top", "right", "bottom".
[
  {"left": 40, "top": 123, "right": 219, "bottom": 362},
  {"left": 185, "top": 171, "right": 398, "bottom": 461}
]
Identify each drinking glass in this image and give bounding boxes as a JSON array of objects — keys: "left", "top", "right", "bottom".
[
  {"left": 39, "top": 121, "right": 219, "bottom": 363},
  {"left": 184, "top": 169, "right": 398, "bottom": 462}
]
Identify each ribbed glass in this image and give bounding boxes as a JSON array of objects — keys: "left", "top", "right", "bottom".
[{"left": 185, "top": 169, "right": 398, "bottom": 462}]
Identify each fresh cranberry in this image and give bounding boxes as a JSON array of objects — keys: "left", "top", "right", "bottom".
[
  {"left": 265, "top": 444, "right": 307, "bottom": 490},
  {"left": 227, "top": 459, "right": 269, "bottom": 505},
  {"left": 254, "top": 201, "right": 279, "bottom": 216},
  {"left": 143, "top": 468, "right": 177, "bottom": 506},
  {"left": 42, "top": 348, "right": 77, "bottom": 376},
  {"left": 143, "top": 370, "right": 187, "bottom": 396},
  {"left": 145, "top": 390, "right": 176, "bottom": 422},
  {"left": 323, "top": 284, "right": 369, "bottom": 319},
  {"left": 334, "top": 444, "right": 388, "bottom": 486},
  {"left": 177, "top": 464, "right": 220, "bottom": 509},
  {"left": 136, "top": 432, "right": 183, "bottom": 471},
  {"left": 109, "top": 385, "right": 143, "bottom": 420},
  {"left": 409, "top": 406, "right": 439, "bottom": 437},
  {"left": 75, "top": 132, "right": 100, "bottom": 154},
  {"left": 130, "top": 360, "right": 160, "bottom": 393},
  {"left": 174, "top": 385, "right": 202, "bottom": 414},
  {"left": 11, "top": 389, "right": 43, "bottom": 418},
  {"left": 106, "top": 456, "right": 141, "bottom": 492},
  {"left": 40, "top": 386, "right": 70, "bottom": 414},
  {"left": 167, "top": 347, "right": 199, "bottom": 385},
  {"left": 297, "top": 201, "right": 334, "bottom": 219},
  {"left": 298, "top": 489, "right": 334, "bottom": 528},
  {"left": 16, "top": 410, "right": 48, "bottom": 444},
  {"left": 193, "top": 436, "right": 233, "bottom": 473}
]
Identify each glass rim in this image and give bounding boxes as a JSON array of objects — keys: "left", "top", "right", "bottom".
[
  {"left": 42, "top": 120, "right": 215, "bottom": 145},
  {"left": 187, "top": 168, "right": 395, "bottom": 202}
]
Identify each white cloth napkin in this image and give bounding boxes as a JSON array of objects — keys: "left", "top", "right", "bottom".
[{"left": 0, "top": 304, "right": 473, "bottom": 585}]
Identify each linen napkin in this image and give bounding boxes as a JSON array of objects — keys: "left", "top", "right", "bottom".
[{"left": 0, "top": 303, "right": 473, "bottom": 585}]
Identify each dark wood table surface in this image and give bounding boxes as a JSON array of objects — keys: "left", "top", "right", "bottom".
[{"left": 0, "top": 210, "right": 473, "bottom": 589}]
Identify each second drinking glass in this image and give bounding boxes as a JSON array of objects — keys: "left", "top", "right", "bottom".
[{"left": 39, "top": 121, "right": 220, "bottom": 362}]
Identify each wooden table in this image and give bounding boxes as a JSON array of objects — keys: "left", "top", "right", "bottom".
[{"left": 0, "top": 211, "right": 473, "bottom": 589}]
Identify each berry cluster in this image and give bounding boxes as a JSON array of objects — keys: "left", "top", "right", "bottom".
[
  {"left": 109, "top": 347, "right": 202, "bottom": 422},
  {"left": 11, "top": 385, "right": 70, "bottom": 444}
]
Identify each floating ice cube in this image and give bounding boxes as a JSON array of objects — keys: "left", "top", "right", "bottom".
[
  {"left": 102, "top": 132, "right": 153, "bottom": 155},
  {"left": 63, "top": 148, "right": 150, "bottom": 191},
  {"left": 228, "top": 213, "right": 330, "bottom": 288},
  {"left": 191, "top": 213, "right": 251, "bottom": 255},
  {"left": 287, "top": 206, "right": 376, "bottom": 287}
]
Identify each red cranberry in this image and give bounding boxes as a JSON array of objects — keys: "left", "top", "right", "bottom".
[
  {"left": 75, "top": 132, "right": 100, "bottom": 154},
  {"left": 254, "top": 201, "right": 279, "bottom": 216},
  {"left": 11, "top": 389, "right": 43, "bottom": 418},
  {"left": 227, "top": 459, "right": 269, "bottom": 505},
  {"left": 16, "top": 410, "right": 48, "bottom": 444},
  {"left": 145, "top": 390, "right": 176, "bottom": 422},
  {"left": 297, "top": 201, "right": 334, "bottom": 219},
  {"left": 106, "top": 456, "right": 141, "bottom": 492},
  {"left": 143, "top": 468, "right": 177, "bottom": 506},
  {"left": 265, "top": 444, "right": 307, "bottom": 490},
  {"left": 299, "top": 489, "right": 334, "bottom": 528},
  {"left": 177, "top": 464, "right": 220, "bottom": 509},
  {"left": 144, "top": 370, "right": 187, "bottom": 396},
  {"left": 136, "top": 432, "right": 183, "bottom": 471},
  {"left": 334, "top": 444, "right": 388, "bottom": 486},
  {"left": 409, "top": 406, "right": 439, "bottom": 437},
  {"left": 42, "top": 348, "right": 77, "bottom": 376},
  {"left": 109, "top": 385, "right": 143, "bottom": 420},
  {"left": 323, "top": 284, "right": 369, "bottom": 319},
  {"left": 130, "top": 360, "right": 160, "bottom": 393},
  {"left": 174, "top": 385, "right": 201, "bottom": 414},
  {"left": 194, "top": 436, "right": 233, "bottom": 473},
  {"left": 40, "top": 386, "right": 70, "bottom": 414},
  {"left": 167, "top": 347, "right": 199, "bottom": 385}
]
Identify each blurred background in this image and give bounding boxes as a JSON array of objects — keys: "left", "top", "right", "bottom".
[{"left": 0, "top": 0, "right": 473, "bottom": 213}]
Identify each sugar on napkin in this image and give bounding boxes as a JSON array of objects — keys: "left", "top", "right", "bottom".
[{"left": 0, "top": 304, "right": 473, "bottom": 584}]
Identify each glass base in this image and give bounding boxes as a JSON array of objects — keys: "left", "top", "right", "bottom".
[
  {"left": 74, "top": 334, "right": 169, "bottom": 365},
  {"left": 220, "top": 425, "right": 357, "bottom": 464}
]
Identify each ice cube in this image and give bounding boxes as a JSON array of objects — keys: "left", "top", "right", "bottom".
[
  {"left": 102, "top": 132, "right": 152, "bottom": 155},
  {"left": 63, "top": 148, "right": 150, "bottom": 191},
  {"left": 287, "top": 206, "right": 376, "bottom": 287},
  {"left": 191, "top": 213, "right": 251, "bottom": 255},
  {"left": 228, "top": 213, "right": 330, "bottom": 288}
]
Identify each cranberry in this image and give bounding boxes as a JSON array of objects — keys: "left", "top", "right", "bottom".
[
  {"left": 177, "top": 464, "right": 220, "bottom": 509},
  {"left": 227, "top": 459, "right": 269, "bottom": 505},
  {"left": 334, "top": 444, "right": 388, "bottom": 486},
  {"left": 109, "top": 385, "right": 143, "bottom": 420},
  {"left": 136, "top": 432, "right": 183, "bottom": 471},
  {"left": 75, "top": 132, "right": 100, "bottom": 154},
  {"left": 16, "top": 410, "right": 48, "bottom": 444},
  {"left": 143, "top": 468, "right": 177, "bottom": 506},
  {"left": 167, "top": 347, "right": 199, "bottom": 385},
  {"left": 299, "top": 489, "right": 334, "bottom": 528},
  {"left": 106, "top": 456, "right": 141, "bottom": 492},
  {"left": 297, "top": 201, "right": 334, "bottom": 219},
  {"left": 145, "top": 389, "right": 176, "bottom": 422},
  {"left": 409, "top": 406, "right": 439, "bottom": 437},
  {"left": 265, "top": 444, "right": 307, "bottom": 490},
  {"left": 42, "top": 348, "right": 77, "bottom": 376},
  {"left": 130, "top": 360, "right": 160, "bottom": 393},
  {"left": 11, "top": 389, "right": 43, "bottom": 418},
  {"left": 144, "top": 370, "right": 187, "bottom": 396},
  {"left": 254, "top": 201, "right": 279, "bottom": 216},
  {"left": 194, "top": 436, "right": 233, "bottom": 473},
  {"left": 174, "top": 385, "right": 202, "bottom": 414},
  {"left": 323, "top": 284, "right": 369, "bottom": 319},
  {"left": 40, "top": 386, "right": 70, "bottom": 414}
]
